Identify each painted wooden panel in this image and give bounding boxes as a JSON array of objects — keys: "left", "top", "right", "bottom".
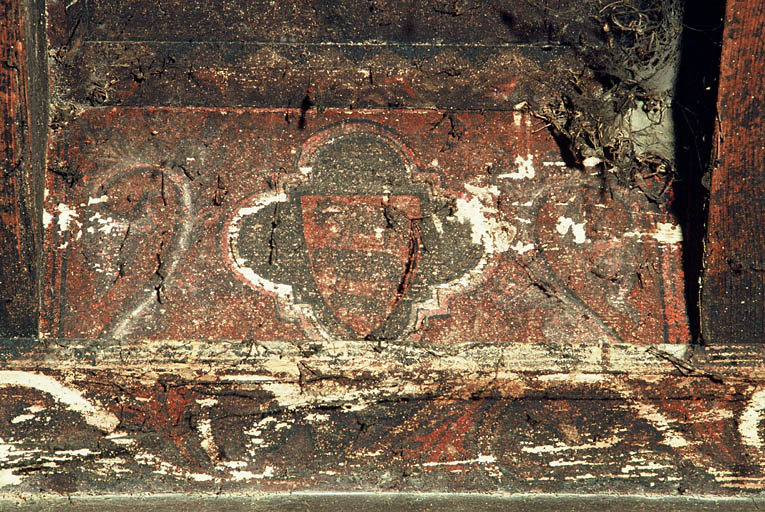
[
  {"left": 42, "top": 108, "right": 687, "bottom": 344},
  {"left": 2, "top": 0, "right": 764, "bottom": 503}
]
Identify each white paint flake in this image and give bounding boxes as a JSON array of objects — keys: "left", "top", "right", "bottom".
[
  {"left": 56, "top": 203, "right": 79, "bottom": 232},
  {"left": 653, "top": 223, "right": 683, "bottom": 244},
  {"left": 432, "top": 214, "right": 443, "bottom": 234},
  {"left": 88, "top": 212, "right": 126, "bottom": 235},
  {"left": 53, "top": 448, "right": 97, "bottom": 457},
  {"left": 10, "top": 414, "right": 35, "bottom": 424},
  {"left": 0, "top": 469, "right": 22, "bottom": 487},
  {"left": 43, "top": 210, "right": 52, "bottom": 228},
  {"left": 230, "top": 465, "right": 274, "bottom": 481},
  {"left": 455, "top": 184, "right": 516, "bottom": 254},
  {"left": 522, "top": 435, "right": 622, "bottom": 454},
  {"left": 549, "top": 459, "right": 604, "bottom": 467},
  {"left": 511, "top": 241, "right": 534, "bottom": 255},
  {"left": 621, "top": 462, "right": 673, "bottom": 473},
  {"left": 137, "top": 452, "right": 215, "bottom": 482},
  {"left": 220, "top": 374, "right": 278, "bottom": 382},
  {"left": 556, "top": 216, "right": 587, "bottom": 244},
  {"left": 196, "top": 397, "right": 221, "bottom": 460},
  {"left": 87, "top": 195, "right": 109, "bottom": 205},
  {"left": 105, "top": 433, "right": 136, "bottom": 446},
  {"left": 0, "top": 439, "right": 40, "bottom": 463},
  {"left": 305, "top": 412, "right": 330, "bottom": 423},
  {"left": 421, "top": 455, "right": 497, "bottom": 467},
  {"left": 582, "top": 156, "right": 603, "bottom": 167},
  {"left": 496, "top": 154, "right": 536, "bottom": 180},
  {"left": 536, "top": 373, "right": 603, "bottom": 384},
  {"left": 220, "top": 461, "right": 247, "bottom": 469},
  {"left": 623, "top": 223, "right": 683, "bottom": 244},
  {"left": 342, "top": 402, "right": 369, "bottom": 412},
  {"left": 740, "top": 388, "right": 765, "bottom": 450}
]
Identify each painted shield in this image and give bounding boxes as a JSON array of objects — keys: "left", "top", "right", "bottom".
[{"left": 301, "top": 194, "right": 422, "bottom": 337}]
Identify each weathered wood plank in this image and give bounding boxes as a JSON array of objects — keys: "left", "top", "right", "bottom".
[
  {"left": 3, "top": 339, "right": 763, "bottom": 383},
  {"left": 0, "top": 350, "right": 763, "bottom": 495},
  {"left": 46, "top": 0, "right": 605, "bottom": 47},
  {"left": 702, "top": 0, "right": 765, "bottom": 343},
  {"left": 3, "top": 493, "right": 765, "bottom": 512},
  {"left": 51, "top": 42, "right": 575, "bottom": 110},
  {"left": 0, "top": 339, "right": 763, "bottom": 495},
  {"left": 0, "top": 0, "right": 46, "bottom": 338},
  {"left": 44, "top": 0, "right": 600, "bottom": 111},
  {"left": 8, "top": 0, "right": 745, "bottom": 500},
  {"left": 42, "top": 0, "right": 689, "bottom": 345}
]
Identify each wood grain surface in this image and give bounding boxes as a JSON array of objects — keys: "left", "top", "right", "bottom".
[
  {"left": 702, "top": 0, "right": 765, "bottom": 343},
  {"left": 0, "top": 0, "right": 46, "bottom": 338},
  {"left": 0, "top": 0, "right": 35, "bottom": 336}
]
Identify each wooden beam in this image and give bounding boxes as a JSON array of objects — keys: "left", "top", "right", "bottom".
[
  {"left": 0, "top": 0, "right": 46, "bottom": 337},
  {"left": 702, "top": 0, "right": 765, "bottom": 343}
]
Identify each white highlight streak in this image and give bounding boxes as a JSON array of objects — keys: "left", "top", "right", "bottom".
[
  {"left": 0, "top": 371, "right": 119, "bottom": 431},
  {"left": 110, "top": 181, "right": 194, "bottom": 339},
  {"left": 741, "top": 388, "right": 765, "bottom": 450},
  {"left": 229, "top": 191, "right": 293, "bottom": 297},
  {"left": 421, "top": 455, "right": 497, "bottom": 467}
]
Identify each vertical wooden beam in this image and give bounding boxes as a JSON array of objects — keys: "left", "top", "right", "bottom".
[
  {"left": 0, "top": 0, "right": 45, "bottom": 338},
  {"left": 702, "top": 0, "right": 765, "bottom": 343}
]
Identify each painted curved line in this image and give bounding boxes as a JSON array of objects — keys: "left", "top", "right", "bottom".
[
  {"left": 296, "top": 120, "right": 420, "bottom": 179},
  {"left": 530, "top": 187, "right": 624, "bottom": 343},
  {"left": 225, "top": 190, "right": 332, "bottom": 340},
  {"left": 740, "top": 388, "right": 765, "bottom": 451},
  {"left": 0, "top": 372, "right": 218, "bottom": 484},
  {"left": 227, "top": 190, "right": 291, "bottom": 297},
  {"left": 626, "top": 399, "right": 690, "bottom": 449},
  {"left": 0, "top": 372, "right": 220, "bottom": 483},
  {"left": 109, "top": 180, "right": 194, "bottom": 339},
  {"left": 0, "top": 371, "right": 119, "bottom": 432}
]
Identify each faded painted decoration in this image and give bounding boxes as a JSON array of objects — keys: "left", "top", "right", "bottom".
[
  {"left": 7, "top": 0, "right": 762, "bottom": 501},
  {"left": 2, "top": 345, "right": 765, "bottom": 494},
  {"left": 43, "top": 110, "right": 688, "bottom": 344}
]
